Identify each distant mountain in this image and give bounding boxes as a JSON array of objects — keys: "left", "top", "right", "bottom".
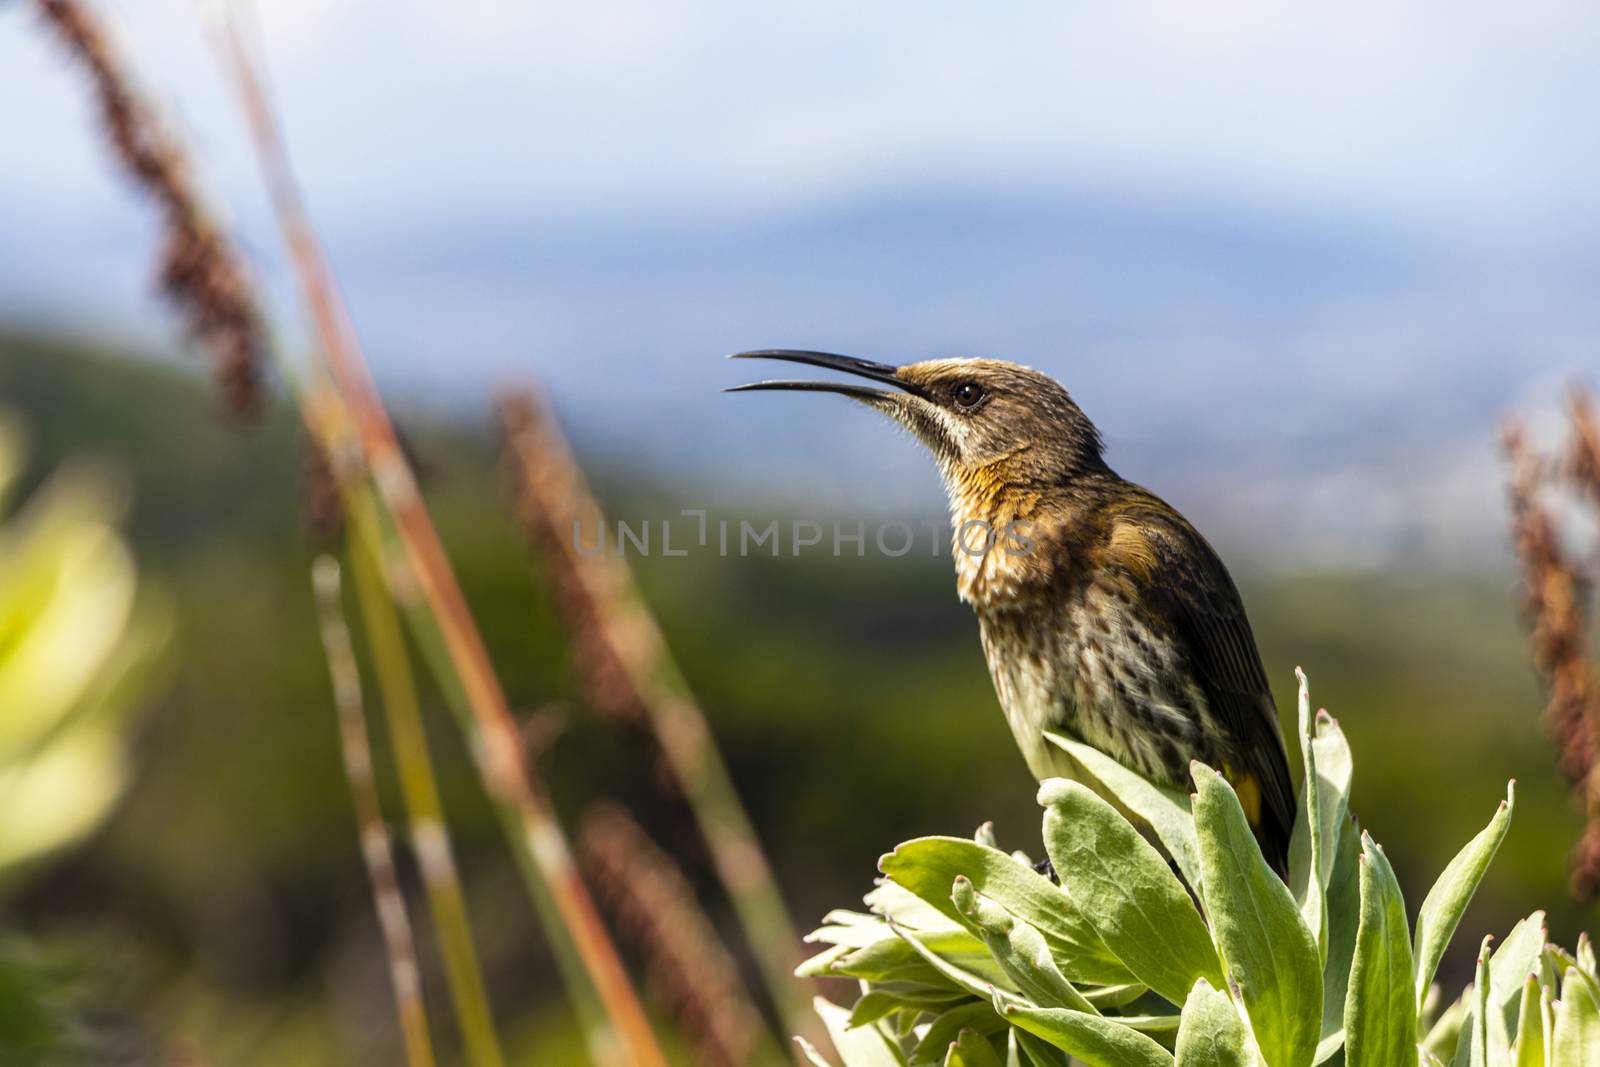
[{"left": 4, "top": 185, "right": 1593, "bottom": 565}]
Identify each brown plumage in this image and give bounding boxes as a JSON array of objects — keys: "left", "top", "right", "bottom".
[{"left": 730, "top": 351, "right": 1295, "bottom": 873}]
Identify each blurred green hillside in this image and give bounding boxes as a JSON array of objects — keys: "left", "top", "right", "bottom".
[{"left": 0, "top": 331, "right": 1584, "bottom": 1063}]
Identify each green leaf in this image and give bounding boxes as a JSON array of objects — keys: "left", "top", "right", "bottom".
[
  {"left": 1489, "top": 913, "right": 1547, "bottom": 1044},
  {"left": 995, "top": 995, "right": 1174, "bottom": 1067},
  {"left": 1044, "top": 732, "right": 1202, "bottom": 891},
  {"left": 830, "top": 928, "right": 1012, "bottom": 989},
  {"left": 1344, "top": 833, "right": 1416, "bottom": 1067},
  {"left": 1012, "top": 1030, "right": 1071, "bottom": 1067},
  {"left": 1540, "top": 986, "right": 1555, "bottom": 1061},
  {"left": 1439, "top": 917, "right": 1544, "bottom": 1067},
  {"left": 848, "top": 987, "right": 966, "bottom": 1028},
  {"left": 850, "top": 992, "right": 910, "bottom": 1028},
  {"left": 893, "top": 924, "right": 1018, "bottom": 1001},
  {"left": 810, "top": 920, "right": 896, "bottom": 947},
  {"left": 796, "top": 1036, "right": 839, "bottom": 1067},
  {"left": 1510, "top": 976, "right": 1544, "bottom": 1067},
  {"left": 974, "top": 823, "right": 1000, "bottom": 850},
  {"left": 1422, "top": 995, "right": 1466, "bottom": 1063},
  {"left": 815, "top": 996, "right": 909, "bottom": 1067},
  {"left": 1037, "top": 779, "right": 1224, "bottom": 1004},
  {"left": 1084, "top": 982, "right": 1149, "bottom": 1009},
  {"left": 821, "top": 908, "right": 880, "bottom": 927},
  {"left": 1412, "top": 783, "right": 1515, "bottom": 1014},
  {"left": 799, "top": 944, "right": 853, "bottom": 977},
  {"left": 1579, "top": 933, "right": 1597, "bottom": 980},
  {"left": 912, "top": 1002, "right": 1007, "bottom": 1065},
  {"left": 1314, "top": 813, "right": 1363, "bottom": 1063},
  {"left": 1192, "top": 761, "right": 1322, "bottom": 1067},
  {"left": 868, "top": 880, "right": 966, "bottom": 932},
  {"left": 1288, "top": 670, "right": 1325, "bottom": 956},
  {"left": 1288, "top": 673, "right": 1353, "bottom": 964},
  {"left": 1538, "top": 946, "right": 1561, "bottom": 996},
  {"left": 1543, "top": 945, "right": 1600, "bottom": 1005},
  {"left": 1114, "top": 1013, "right": 1183, "bottom": 1036},
  {"left": 881, "top": 838, "right": 1133, "bottom": 985},
  {"left": 1308, "top": 712, "right": 1351, "bottom": 878},
  {"left": 952, "top": 875, "right": 1099, "bottom": 1013},
  {"left": 944, "top": 1029, "right": 1007, "bottom": 1067},
  {"left": 1457, "top": 937, "right": 1513, "bottom": 1067},
  {"left": 1552, "top": 967, "right": 1600, "bottom": 1065},
  {"left": 1174, "top": 978, "right": 1252, "bottom": 1067}
]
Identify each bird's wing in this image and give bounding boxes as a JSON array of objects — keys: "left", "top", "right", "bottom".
[{"left": 1105, "top": 496, "right": 1296, "bottom": 868}]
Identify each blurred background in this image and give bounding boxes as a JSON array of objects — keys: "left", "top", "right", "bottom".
[{"left": 0, "top": 1, "right": 1597, "bottom": 1063}]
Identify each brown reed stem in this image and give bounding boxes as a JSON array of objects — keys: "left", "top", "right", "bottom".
[
  {"left": 312, "top": 556, "right": 437, "bottom": 1067},
  {"left": 1503, "top": 412, "right": 1600, "bottom": 896},
  {"left": 36, "top": 3, "right": 657, "bottom": 1059},
  {"left": 346, "top": 517, "right": 507, "bottom": 1067},
  {"left": 497, "top": 388, "right": 813, "bottom": 1043},
  {"left": 206, "top": 16, "right": 667, "bottom": 1065},
  {"left": 579, "top": 804, "right": 780, "bottom": 1067},
  {"left": 1566, "top": 388, "right": 1600, "bottom": 512}
]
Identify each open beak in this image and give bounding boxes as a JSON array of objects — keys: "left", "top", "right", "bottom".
[{"left": 724, "top": 350, "right": 927, "bottom": 402}]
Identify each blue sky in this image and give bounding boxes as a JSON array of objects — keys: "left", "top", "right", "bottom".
[
  {"left": 6, "top": 2, "right": 1600, "bottom": 232},
  {"left": 2, "top": 2, "right": 1598, "bottom": 566}
]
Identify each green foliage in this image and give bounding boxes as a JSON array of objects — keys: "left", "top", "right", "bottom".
[
  {"left": 797, "top": 676, "right": 1590, "bottom": 1067},
  {"left": 0, "top": 414, "right": 170, "bottom": 1060},
  {"left": 1175, "top": 980, "right": 1250, "bottom": 1066},
  {"left": 0, "top": 417, "right": 168, "bottom": 874},
  {"left": 1548, "top": 967, "right": 1600, "bottom": 1064},
  {"left": 1038, "top": 779, "right": 1221, "bottom": 1005},
  {"left": 1344, "top": 834, "right": 1413, "bottom": 1066},
  {"left": 1413, "top": 792, "right": 1515, "bottom": 1015},
  {"left": 1193, "top": 762, "right": 1322, "bottom": 1067}
]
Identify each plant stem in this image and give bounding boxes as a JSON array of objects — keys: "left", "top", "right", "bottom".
[
  {"left": 41, "top": 2, "right": 663, "bottom": 1058},
  {"left": 580, "top": 804, "right": 786, "bottom": 1067},
  {"left": 350, "top": 483, "right": 618, "bottom": 1062},
  {"left": 346, "top": 514, "right": 507, "bottom": 1067},
  {"left": 207, "top": 16, "right": 669, "bottom": 1065},
  {"left": 312, "top": 557, "right": 437, "bottom": 1067},
  {"left": 499, "top": 392, "right": 813, "bottom": 1043}
]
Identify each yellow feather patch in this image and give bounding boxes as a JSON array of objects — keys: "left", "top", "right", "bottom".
[
  {"left": 1228, "top": 770, "right": 1264, "bottom": 827},
  {"left": 1108, "top": 523, "right": 1159, "bottom": 583}
]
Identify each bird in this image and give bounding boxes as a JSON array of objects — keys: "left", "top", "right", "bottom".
[{"left": 727, "top": 350, "right": 1295, "bottom": 874}]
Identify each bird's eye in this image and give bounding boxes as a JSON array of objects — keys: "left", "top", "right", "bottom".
[{"left": 952, "top": 382, "right": 986, "bottom": 409}]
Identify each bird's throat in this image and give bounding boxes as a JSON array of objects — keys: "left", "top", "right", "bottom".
[{"left": 944, "top": 466, "right": 1050, "bottom": 610}]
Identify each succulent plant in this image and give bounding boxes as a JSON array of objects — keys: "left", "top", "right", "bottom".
[{"left": 796, "top": 671, "right": 1596, "bottom": 1066}]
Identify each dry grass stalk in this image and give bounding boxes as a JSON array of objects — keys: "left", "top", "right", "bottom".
[
  {"left": 35, "top": 0, "right": 264, "bottom": 418},
  {"left": 303, "top": 434, "right": 346, "bottom": 545},
  {"left": 579, "top": 804, "right": 772, "bottom": 1067},
  {"left": 344, "top": 517, "right": 507, "bottom": 1067},
  {"left": 1567, "top": 388, "right": 1600, "bottom": 511},
  {"left": 206, "top": 15, "right": 667, "bottom": 1065},
  {"left": 497, "top": 389, "right": 813, "bottom": 1043},
  {"left": 1503, "top": 400, "right": 1600, "bottom": 896},
  {"left": 498, "top": 395, "right": 645, "bottom": 726},
  {"left": 312, "top": 556, "right": 437, "bottom": 1067},
  {"left": 36, "top": 2, "right": 509, "bottom": 1053}
]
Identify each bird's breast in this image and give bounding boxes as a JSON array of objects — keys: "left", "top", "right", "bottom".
[
  {"left": 976, "top": 606, "right": 1067, "bottom": 780},
  {"left": 975, "top": 578, "right": 1209, "bottom": 788}
]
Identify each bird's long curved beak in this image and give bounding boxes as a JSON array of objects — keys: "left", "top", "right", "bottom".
[{"left": 723, "top": 350, "right": 927, "bottom": 401}]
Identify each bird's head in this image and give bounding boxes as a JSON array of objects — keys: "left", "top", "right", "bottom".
[{"left": 727, "top": 350, "right": 1107, "bottom": 494}]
